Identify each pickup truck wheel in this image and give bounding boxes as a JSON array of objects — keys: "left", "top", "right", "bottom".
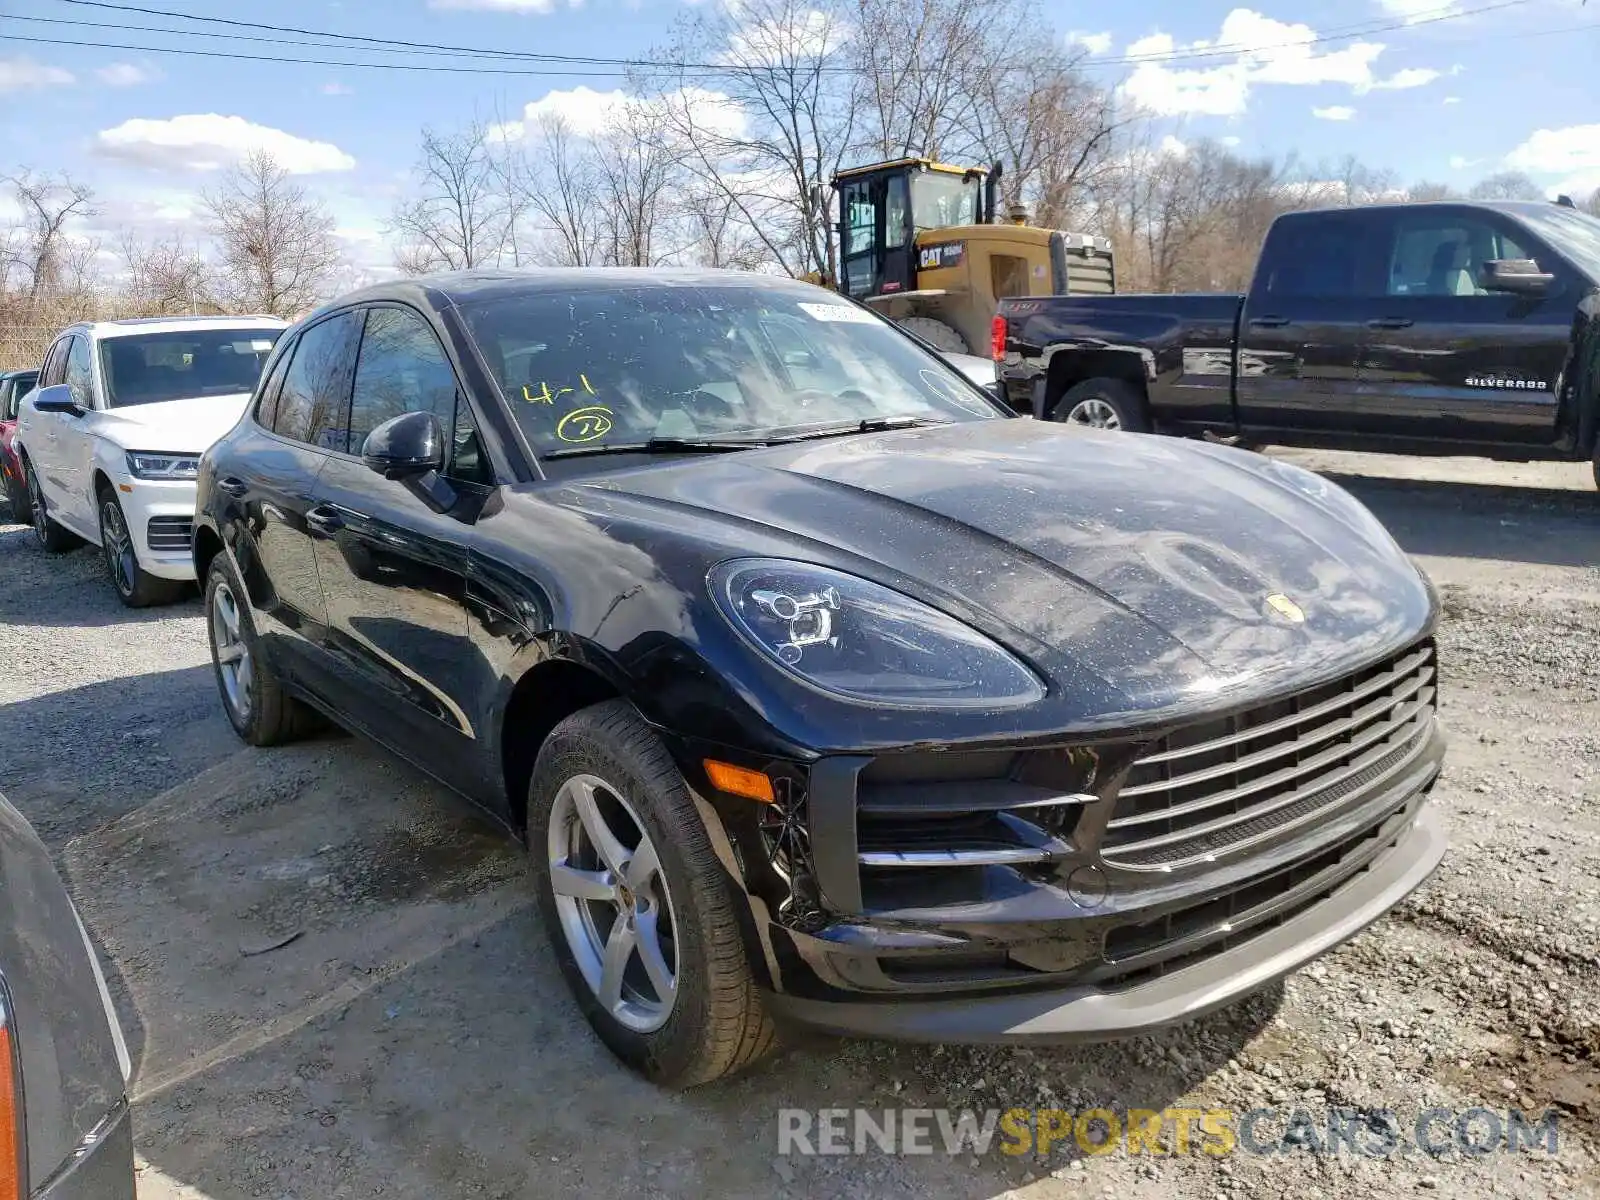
[
  {"left": 1054, "top": 378, "right": 1149, "bottom": 433},
  {"left": 24, "top": 460, "right": 82, "bottom": 553},
  {"left": 529, "top": 700, "right": 778, "bottom": 1088}
]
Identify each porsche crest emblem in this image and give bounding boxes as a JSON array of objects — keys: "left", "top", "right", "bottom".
[{"left": 1265, "top": 593, "right": 1305, "bottom": 624}]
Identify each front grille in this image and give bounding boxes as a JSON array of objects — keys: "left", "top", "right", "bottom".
[
  {"left": 1095, "top": 798, "right": 1416, "bottom": 989},
  {"left": 1102, "top": 640, "right": 1436, "bottom": 869},
  {"left": 146, "top": 515, "right": 193, "bottom": 553}
]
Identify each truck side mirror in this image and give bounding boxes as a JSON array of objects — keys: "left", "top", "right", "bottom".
[{"left": 1480, "top": 259, "right": 1555, "bottom": 296}]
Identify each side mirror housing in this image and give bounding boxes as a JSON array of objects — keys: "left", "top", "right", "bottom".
[
  {"left": 361, "top": 410, "right": 445, "bottom": 480},
  {"left": 1480, "top": 259, "right": 1555, "bottom": 296},
  {"left": 31, "top": 384, "right": 84, "bottom": 416}
]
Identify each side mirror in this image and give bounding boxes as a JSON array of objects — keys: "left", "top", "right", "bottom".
[
  {"left": 361, "top": 410, "right": 444, "bottom": 480},
  {"left": 31, "top": 384, "right": 83, "bottom": 416},
  {"left": 1480, "top": 259, "right": 1555, "bottom": 296}
]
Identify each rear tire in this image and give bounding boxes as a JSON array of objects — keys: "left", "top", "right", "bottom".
[
  {"left": 97, "top": 490, "right": 183, "bottom": 608},
  {"left": 24, "top": 460, "right": 81, "bottom": 552},
  {"left": 1053, "top": 377, "right": 1149, "bottom": 433},
  {"left": 897, "top": 316, "right": 970, "bottom": 354},
  {"left": 205, "top": 554, "right": 318, "bottom": 746},
  {"left": 528, "top": 700, "right": 777, "bottom": 1088}
]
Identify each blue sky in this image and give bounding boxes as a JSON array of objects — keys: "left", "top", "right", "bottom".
[{"left": 2, "top": 0, "right": 1598, "bottom": 274}]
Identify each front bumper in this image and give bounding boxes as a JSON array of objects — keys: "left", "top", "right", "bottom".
[
  {"left": 34, "top": 1102, "right": 135, "bottom": 1200},
  {"left": 765, "top": 799, "right": 1444, "bottom": 1041},
  {"left": 113, "top": 476, "right": 198, "bottom": 581}
]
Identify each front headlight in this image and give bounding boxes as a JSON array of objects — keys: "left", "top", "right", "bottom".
[
  {"left": 709, "top": 558, "right": 1046, "bottom": 709},
  {"left": 126, "top": 451, "right": 200, "bottom": 480}
]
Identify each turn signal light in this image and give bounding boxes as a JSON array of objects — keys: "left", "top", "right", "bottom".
[
  {"left": 703, "top": 760, "right": 776, "bottom": 804},
  {"left": 990, "top": 314, "right": 1007, "bottom": 361},
  {"left": 0, "top": 1014, "right": 19, "bottom": 1199}
]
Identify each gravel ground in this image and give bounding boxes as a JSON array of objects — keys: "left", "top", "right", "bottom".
[{"left": 0, "top": 446, "right": 1597, "bottom": 1200}]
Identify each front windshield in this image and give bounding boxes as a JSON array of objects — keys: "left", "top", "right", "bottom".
[
  {"left": 459, "top": 285, "right": 1001, "bottom": 455},
  {"left": 98, "top": 328, "right": 282, "bottom": 409},
  {"left": 1516, "top": 205, "right": 1600, "bottom": 281},
  {"left": 910, "top": 171, "right": 980, "bottom": 232}
]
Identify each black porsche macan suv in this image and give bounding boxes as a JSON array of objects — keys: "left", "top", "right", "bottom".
[{"left": 193, "top": 269, "right": 1446, "bottom": 1086}]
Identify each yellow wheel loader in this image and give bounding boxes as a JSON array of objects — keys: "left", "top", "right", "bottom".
[{"left": 820, "top": 158, "right": 1114, "bottom": 354}]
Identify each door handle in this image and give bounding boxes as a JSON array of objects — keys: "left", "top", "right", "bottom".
[
  {"left": 1248, "top": 315, "right": 1291, "bottom": 328},
  {"left": 1366, "top": 318, "right": 1414, "bottom": 330},
  {"left": 216, "top": 475, "right": 248, "bottom": 498},
  {"left": 304, "top": 505, "right": 344, "bottom": 538}
]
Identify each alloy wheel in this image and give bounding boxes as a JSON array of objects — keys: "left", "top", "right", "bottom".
[
  {"left": 547, "top": 773, "right": 679, "bottom": 1033},
  {"left": 1065, "top": 397, "right": 1122, "bottom": 430},
  {"left": 100, "top": 500, "right": 136, "bottom": 598},
  {"left": 210, "top": 579, "right": 254, "bottom": 722}
]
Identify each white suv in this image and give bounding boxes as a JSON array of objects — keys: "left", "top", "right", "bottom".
[{"left": 16, "top": 315, "right": 288, "bottom": 605}]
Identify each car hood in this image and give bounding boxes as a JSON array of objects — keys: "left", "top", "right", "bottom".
[
  {"left": 578, "top": 419, "right": 1434, "bottom": 725},
  {"left": 96, "top": 393, "right": 252, "bottom": 451}
]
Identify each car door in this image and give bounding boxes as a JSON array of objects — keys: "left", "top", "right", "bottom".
[
  {"left": 53, "top": 334, "right": 102, "bottom": 532},
  {"left": 232, "top": 311, "right": 362, "bottom": 678},
  {"left": 1234, "top": 209, "right": 1388, "bottom": 434},
  {"left": 1353, "top": 206, "right": 1575, "bottom": 444},
  {"left": 20, "top": 337, "right": 72, "bottom": 507},
  {"left": 307, "top": 303, "right": 496, "bottom": 786}
]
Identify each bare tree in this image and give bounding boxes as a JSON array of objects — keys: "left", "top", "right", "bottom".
[
  {"left": 659, "top": 0, "right": 857, "bottom": 279},
  {"left": 118, "top": 229, "right": 211, "bottom": 314},
  {"left": 389, "top": 121, "right": 510, "bottom": 274},
  {"left": 6, "top": 170, "right": 96, "bottom": 300},
  {"left": 1407, "top": 181, "right": 1458, "bottom": 202},
  {"left": 203, "top": 150, "right": 342, "bottom": 317},
  {"left": 967, "top": 50, "right": 1125, "bottom": 228},
  {"left": 1469, "top": 170, "right": 1541, "bottom": 201},
  {"left": 595, "top": 101, "right": 683, "bottom": 267},
  {"left": 517, "top": 114, "right": 605, "bottom": 266}
]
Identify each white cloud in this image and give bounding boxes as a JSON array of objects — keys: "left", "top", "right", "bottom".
[
  {"left": 1220, "top": 135, "right": 1243, "bottom": 147},
  {"left": 1067, "top": 30, "right": 1113, "bottom": 56},
  {"left": 1506, "top": 124, "right": 1600, "bottom": 196},
  {"left": 1376, "top": 0, "right": 1457, "bottom": 21},
  {"left": 0, "top": 57, "right": 74, "bottom": 92},
  {"left": 96, "top": 63, "right": 158, "bottom": 87},
  {"left": 1314, "top": 105, "right": 1356, "bottom": 121},
  {"left": 492, "top": 85, "right": 747, "bottom": 141},
  {"left": 95, "top": 114, "right": 356, "bottom": 174},
  {"left": 1361, "top": 67, "right": 1442, "bottom": 91},
  {"left": 1443, "top": 95, "right": 1462, "bottom": 104},
  {"left": 1121, "top": 9, "right": 1447, "bottom": 118},
  {"left": 428, "top": 0, "right": 571, "bottom": 10},
  {"left": 1159, "top": 134, "right": 1188, "bottom": 157},
  {"left": 320, "top": 81, "right": 354, "bottom": 96}
]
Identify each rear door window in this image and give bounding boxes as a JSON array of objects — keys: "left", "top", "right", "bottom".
[
  {"left": 1256, "top": 215, "right": 1373, "bottom": 299},
  {"left": 272, "top": 313, "right": 361, "bottom": 449}
]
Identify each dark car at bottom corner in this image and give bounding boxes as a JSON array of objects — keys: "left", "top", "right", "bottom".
[
  {"left": 0, "top": 790, "right": 135, "bottom": 1198},
  {"left": 192, "top": 268, "right": 1447, "bottom": 1088}
]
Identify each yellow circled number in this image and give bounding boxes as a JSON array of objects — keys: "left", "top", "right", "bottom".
[{"left": 556, "top": 405, "right": 614, "bottom": 443}]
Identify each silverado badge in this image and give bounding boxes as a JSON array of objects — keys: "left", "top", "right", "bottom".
[{"left": 1265, "top": 593, "right": 1305, "bottom": 624}]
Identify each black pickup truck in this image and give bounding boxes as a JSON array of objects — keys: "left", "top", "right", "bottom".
[{"left": 996, "top": 200, "right": 1600, "bottom": 483}]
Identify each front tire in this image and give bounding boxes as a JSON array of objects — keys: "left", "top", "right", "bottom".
[
  {"left": 529, "top": 700, "right": 777, "bottom": 1088},
  {"left": 1053, "top": 377, "right": 1150, "bottom": 433},
  {"left": 205, "top": 554, "right": 317, "bottom": 746},
  {"left": 24, "top": 460, "right": 81, "bottom": 552},
  {"left": 97, "top": 492, "right": 182, "bottom": 608}
]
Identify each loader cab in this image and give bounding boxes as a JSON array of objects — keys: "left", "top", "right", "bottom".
[{"left": 833, "top": 159, "right": 992, "bottom": 301}]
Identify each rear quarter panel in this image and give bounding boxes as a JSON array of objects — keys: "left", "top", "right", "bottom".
[{"left": 1000, "top": 294, "right": 1244, "bottom": 426}]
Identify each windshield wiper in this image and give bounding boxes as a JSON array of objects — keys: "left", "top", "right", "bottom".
[
  {"left": 541, "top": 436, "right": 768, "bottom": 460},
  {"left": 767, "top": 414, "right": 954, "bottom": 444}
]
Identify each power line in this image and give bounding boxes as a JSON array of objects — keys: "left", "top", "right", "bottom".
[{"left": 34, "top": 0, "right": 1540, "bottom": 73}]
